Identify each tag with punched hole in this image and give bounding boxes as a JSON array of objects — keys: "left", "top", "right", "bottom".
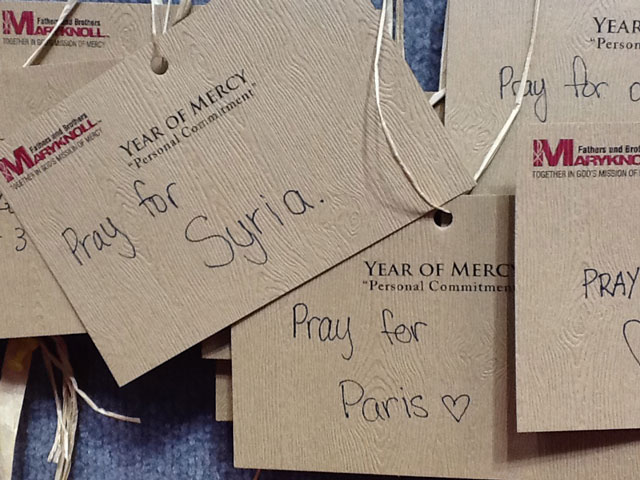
[
  {"left": 232, "top": 194, "right": 640, "bottom": 478},
  {"left": 232, "top": 195, "right": 515, "bottom": 477},
  {"left": 200, "top": 90, "right": 443, "bottom": 361},
  {"left": 516, "top": 122, "right": 640, "bottom": 433},
  {"left": 0, "top": 61, "right": 116, "bottom": 338},
  {"left": 446, "top": 0, "right": 640, "bottom": 194},
  {"left": 0, "top": 0, "right": 474, "bottom": 385}
]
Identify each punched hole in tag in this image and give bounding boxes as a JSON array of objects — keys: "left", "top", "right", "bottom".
[
  {"left": 149, "top": 0, "right": 194, "bottom": 75},
  {"left": 434, "top": 210, "right": 453, "bottom": 229},
  {"left": 151, "top": 55, "right": 169, "bottom": 75}
]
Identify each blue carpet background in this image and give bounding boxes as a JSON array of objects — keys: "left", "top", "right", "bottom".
[{"left": 0, "top": 0, "right": 448, "bottom": 478}]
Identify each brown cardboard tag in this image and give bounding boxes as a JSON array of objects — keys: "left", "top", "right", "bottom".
[
  {"left": 215, "top": 360, "right": 232, "bottom": 422},
  {"left": 516, "top": 122, "right": 640, "bottom": 432},
  {"left": 0, "top": 0, "right": 473, "bottom": 385},
  {"left": 232, "top": 194, "right": 640, "bottom": 478},
  {"left": 200, "top": 90, "right": 443, "bottom": 360},
  {"left": 0, "top": 1, "right": 154, "bottom": 67},
  {"left": 0, "top": 62, "right": 115, "bottom": 338},
  {"left": 232, "top": 195, "right": 512, "bottom": 477},
  {"left": 446, "top": 0, "right": 640, "bottom": 193}
]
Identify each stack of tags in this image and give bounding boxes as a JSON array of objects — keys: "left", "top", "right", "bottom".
[
  {"left": 0, "top": 0, "right": 161, "bottom": 339},
  {"left": 6, "top": 0, "right": 640, "bottom": 478},
  {"left": 212, "top": 0, "right": 640, "bottom": 478}
]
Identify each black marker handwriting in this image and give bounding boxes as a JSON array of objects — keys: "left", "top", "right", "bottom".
[
  {"left": 564, "top": 55, "right": 608, "bottom": 99},
  {"left": 441, "top": 394, "right": 471, "bottom": 423},
  {"left": 499, "top": 65, "right": 548, "bottom": 122},
  {"left": 293, "top": 302, "right": 353, "bottom": 361},
  {"left": 184, "top": 188, "right": 321, "bottom": 271},
  {"left": 623, "top": 320, "right": 640, "bottom": 369},
  {"left": 61, "top": 217, "right": 137, "bottom": 266},
  {"left": 14, "top": 227, "right": 26, "bottom": 252},
  {"left": 380, "top": 308, "right": 428, "bottom": 346},
  {"left": 583, "top": 267, "right": 639, "bottom": 300},
  {"left": 134, "top": 179, "right": 178, "bottom": 218},
  {"left": 339, "top": 379, "right": 429, "bottom": 423},
  {"left": 0, "top": 193, "right": 13, "bottom": 215}
]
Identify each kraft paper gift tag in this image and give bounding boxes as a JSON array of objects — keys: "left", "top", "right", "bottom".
[
  {"left": 232, "top": 195, "right": 640, "bottom": 478},
  {"left": 446, "top": 0, "right": 640, "bottom": 193},
  {"left": 0, "top": 1, "right": 156, "bottom": 67},
  {"left": 232, "top": 195, "right": 515, "bottom": 477},
  {"left": 516, "top": 122, "right": 640, "bottom": 432},
  {"left": 200, "top": 90, "right": 444, "bottom": 360},
  {"left": 215, "top": 360, "right": 232, "bottom": 422},
  {"left": 0, "top": 0, "right": 473, "bottom": 386},
  {"left": 0, "top": 61, "right": 115, "bottom": 338}
]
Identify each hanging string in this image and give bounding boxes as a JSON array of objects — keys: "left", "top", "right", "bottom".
[
  {"left": 429, "top": 89, "right": 445, "bottom": 107},
  {"left": 152, "top": 0, "right": 192, "bottom": 38},
  {"left": 396, "top": 0, "right": 405, "bottom": 58},
  {"left": 40, "top": 338, "right": 141, "bottom": 480},
  {"left": 375, "top": 0, "right": 442, "bottom": 212},
  {"left": 172, "top": 0, "right": 193, "bottom": 25},
  {"left": 473, "top": 0, "right": 541, "bottom": 182},
  {"left": 151, "top": 0, "right": 162, "bottom": 37},
  {"left": 384, "top": 0, "right": 394, "bottom": 38},
  {"left": 430, "top": 0, "right": 449, "bottom": 108},
  {"left": 384, "top": 1, "right": 405, "bottom": 54},
  {"left": 22, "top": 0, "right": 78, "bottom": 67}
]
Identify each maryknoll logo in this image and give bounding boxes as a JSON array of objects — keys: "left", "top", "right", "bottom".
[
  {"left": 2, "top": 10, "right": 108, "bottom": 37},
  {"left": 533, "top": 138, "right": 640, "bottom": 168},
  {"left": 0, "top": 118, "right": 98, "bottom": 183},
  {"left": 533, "top": 139, "right": 574, "bottom": 167}
]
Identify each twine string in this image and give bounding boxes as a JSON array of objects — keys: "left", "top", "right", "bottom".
[
  {"left": 23, "top": 0, "right": 79, "bottom": 68},
  {"left": 429, "top": 89, "right": 445, "bottom": 107},
  {"left": 396, "top": 0, "right": 405, "bottom": 58},
  {"left": 375, "top": 0, "right": 444, "bottom": 212},
  {"left": 473, "top": 0, "right": 541, "bottom": 183},
  {"left": 40, "top": 338, "right": 141, "bottom": 480},
  {"left": 429, "top": 0, "right": 450, "bottom": 108}
]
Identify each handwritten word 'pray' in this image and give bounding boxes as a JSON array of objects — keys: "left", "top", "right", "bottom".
[
  {"left": 499, "top": 55, "right": 615, "bottom": 124},
  {"left": 62, "top": 217, "right": 137, "bottom": 266},
  {"left": 583, "top": 267, "right": 640, "bottom": 300},
  {"left": 292, "top": 302, "right": 353, "bottom": 361}
]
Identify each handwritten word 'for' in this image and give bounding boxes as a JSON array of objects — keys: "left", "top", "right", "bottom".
[{"left": 292, "top": 303, "right": 428, "bottom": 361}]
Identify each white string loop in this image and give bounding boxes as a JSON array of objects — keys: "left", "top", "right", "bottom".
[
  {"left": 473, "top": 0, "right": 541, "bottom": 182},
  {"left": 376, "top": 0, "right": 443, "bottom": 212}
]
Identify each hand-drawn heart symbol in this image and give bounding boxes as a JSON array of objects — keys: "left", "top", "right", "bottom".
[
  {"left": 623, "top": 319, "right": 640, "bottom": 367},
  {"left": 441, "top": 394, "right": 471, "bottom": 423}
]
